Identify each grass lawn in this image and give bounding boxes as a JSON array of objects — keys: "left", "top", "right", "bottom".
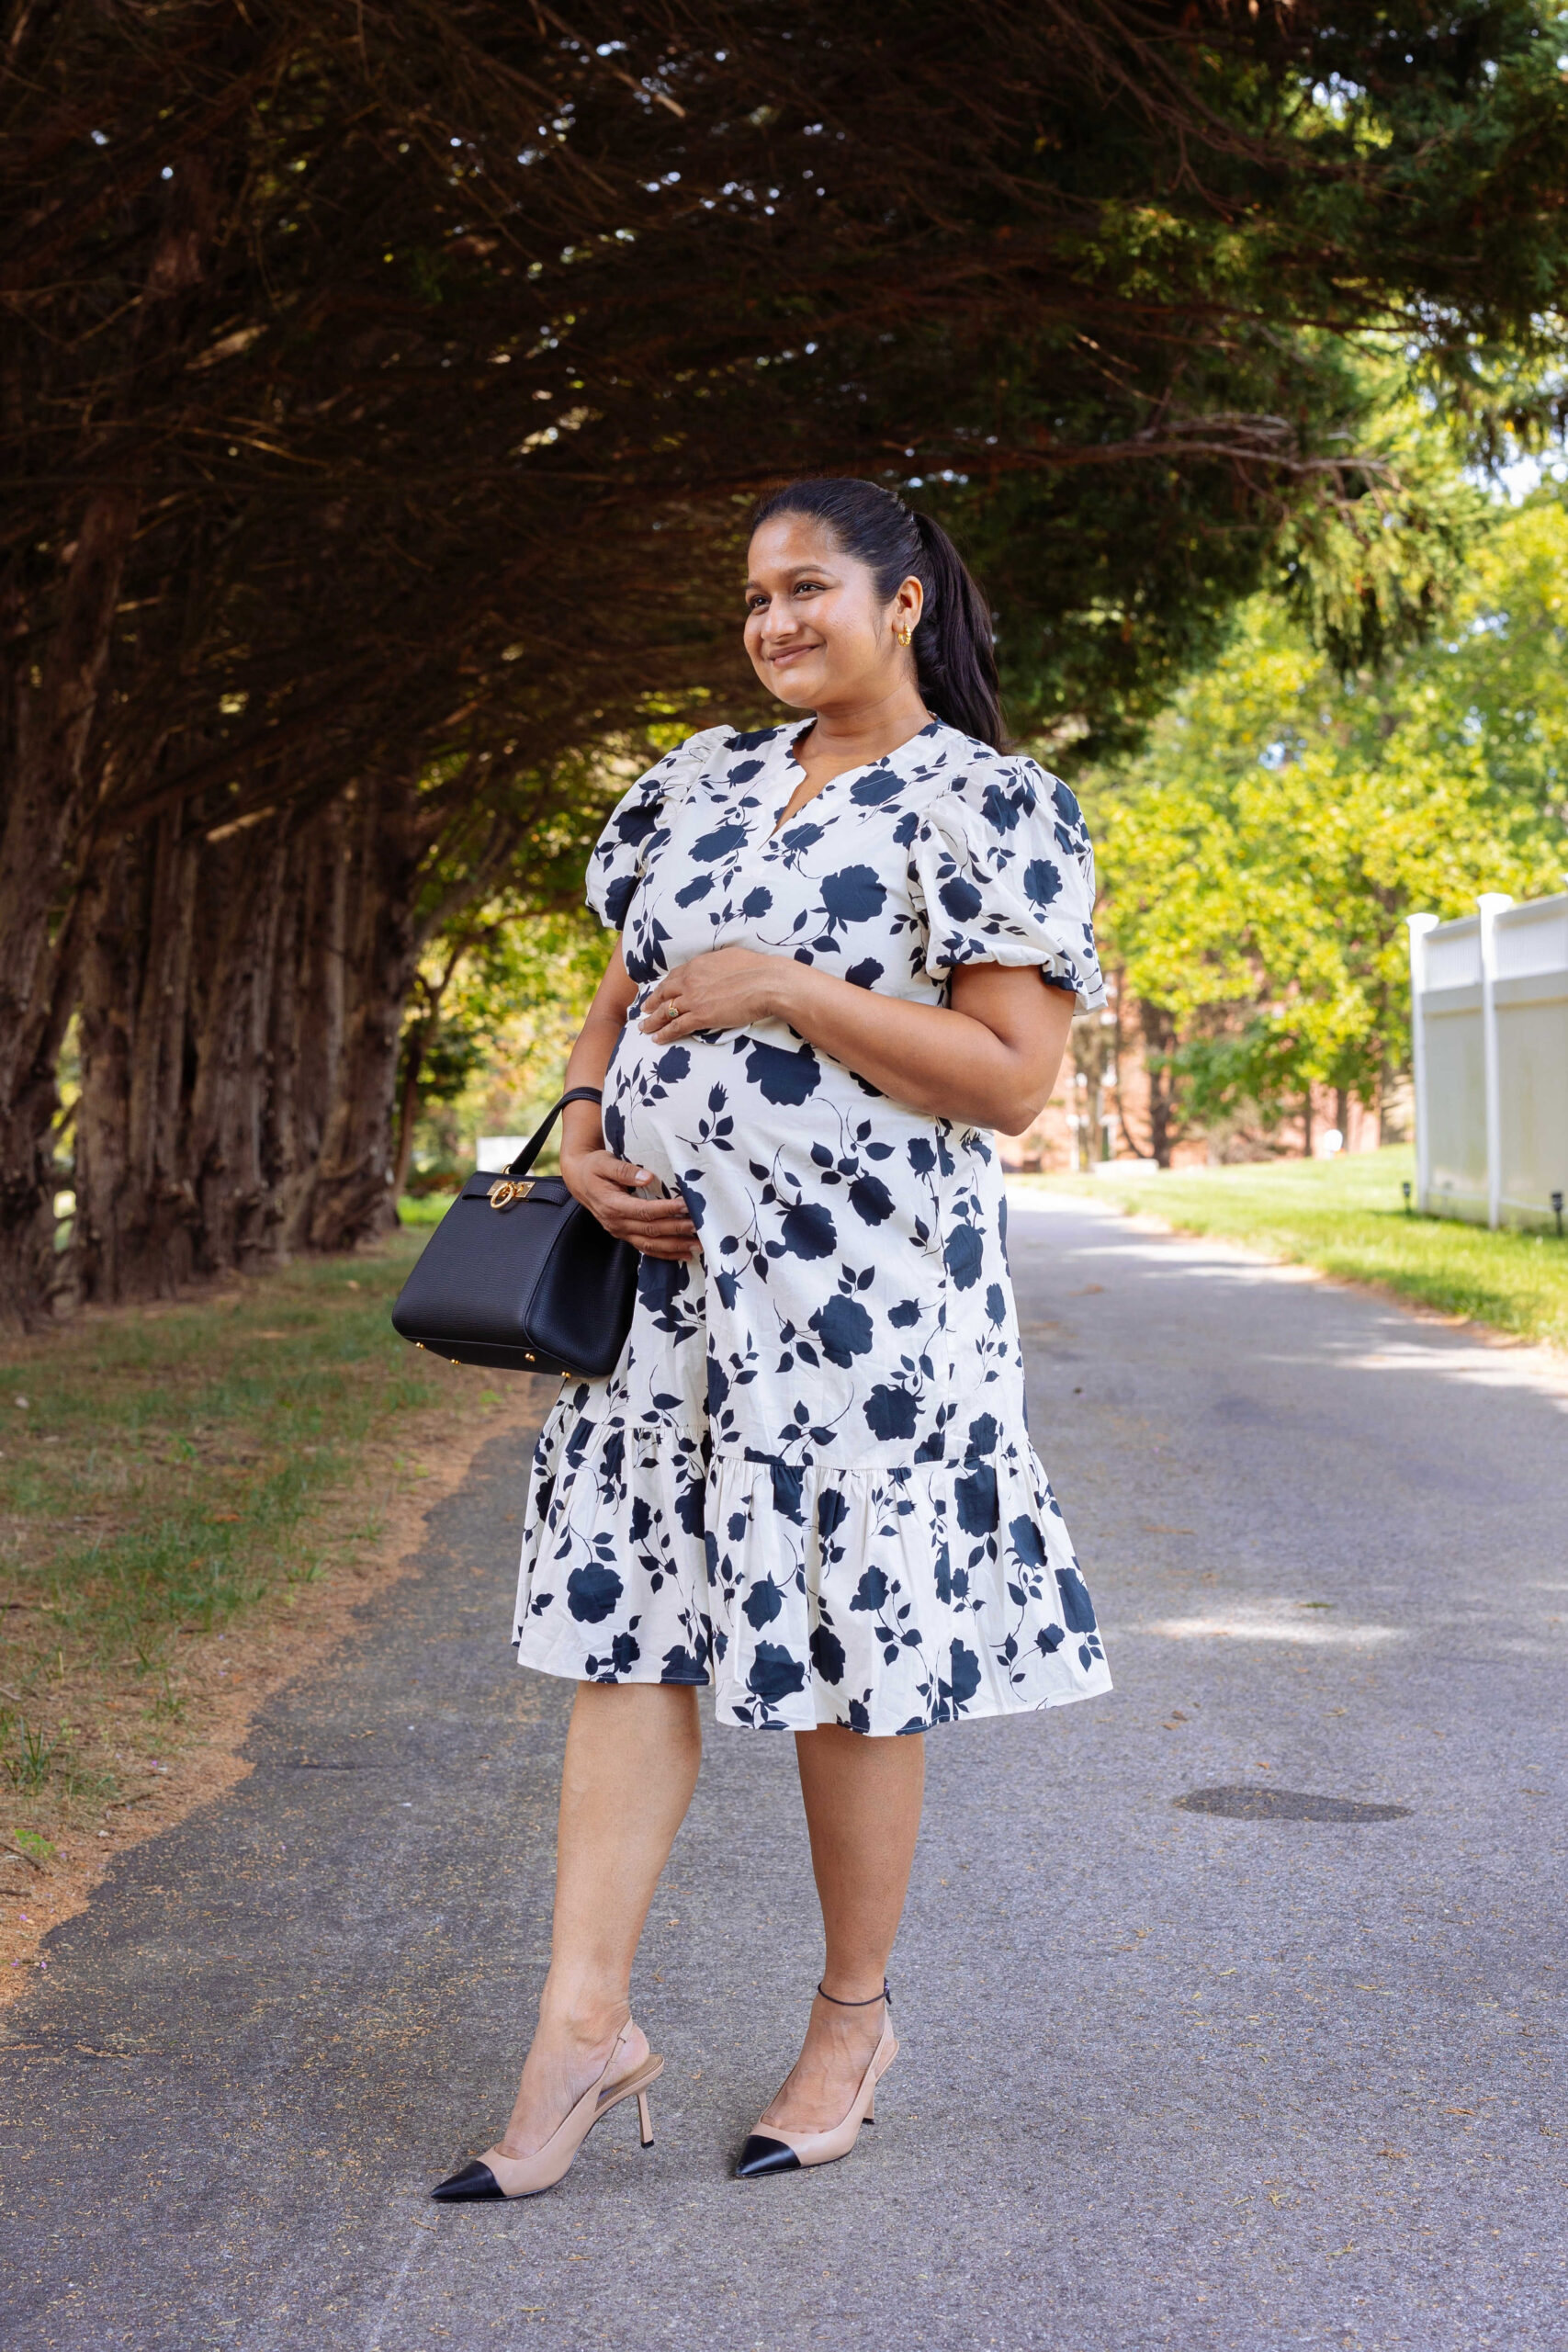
[
  {"left": 0, "top": 1218, "right": 480, "bottom": 1864},
  {"left": 396, "top": 1192, "right": 457, "bottom": 1228},
  {"left": 1049, "top": 1145, "right": 1568, "bottom": 1353}
]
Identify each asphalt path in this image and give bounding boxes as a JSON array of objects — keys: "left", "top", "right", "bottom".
[{"left": 4, "top": 1193, "right": 1565, "bottom": 2351}]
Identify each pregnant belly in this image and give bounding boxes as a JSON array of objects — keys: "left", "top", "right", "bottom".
[
  {"left": 602, "top": 1016, "right": 732, "bottom": 1184},
  {"left": 604, "top": 1011, "right": 849, "bottom": 1189}
]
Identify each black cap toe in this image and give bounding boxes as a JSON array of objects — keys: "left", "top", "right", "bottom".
[
  {"left": 431, "top": 2159, "right": 504, "bottom": 2201},
  {"left": 735, "top": 2134, "right": 802, "bottom": 2178}
]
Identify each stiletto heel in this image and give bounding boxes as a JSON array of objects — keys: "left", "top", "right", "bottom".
[
  {"left": 432, "top": 2021, "right": 663, "bottom": 2202},
  {"left": 736, "top": 1981, "right": 897, "bottom": 2179}
]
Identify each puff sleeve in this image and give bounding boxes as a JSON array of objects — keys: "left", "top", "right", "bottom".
[
  {"left": 584, "top": 726, "right": 729, "bottom": 931},
  {"left": 911, "top": 754, "right": 1105, "bottom": 1012}
]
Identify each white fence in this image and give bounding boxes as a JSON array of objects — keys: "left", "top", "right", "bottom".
[{"left": 1408, "top": 891, "right": 1568, "bottom": 1227}]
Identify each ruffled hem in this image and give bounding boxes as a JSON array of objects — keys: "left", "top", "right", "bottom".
[{"left": 513, "top": 1396, "right": 1111, "bottom": 1736}]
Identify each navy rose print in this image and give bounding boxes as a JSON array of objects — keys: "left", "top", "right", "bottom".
[{"left": 513, "top": 718, "right": 1111, "bottom": 1732}]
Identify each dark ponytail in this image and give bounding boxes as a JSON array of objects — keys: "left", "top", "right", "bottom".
[{"left": 749, "top": 477, "right": 1005, "bottom": 749}]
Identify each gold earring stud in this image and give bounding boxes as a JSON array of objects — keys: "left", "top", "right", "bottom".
[{"left": 897, "top": 626, "right": 912, "bottom": 647}]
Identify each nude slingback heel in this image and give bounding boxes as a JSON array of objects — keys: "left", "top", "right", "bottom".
[
  {"left": 735, "top": 1982, "right": 897, "bottom": 2178},
  {"left": 432, "top": 2021, "right": 663, "bottom": 2202}
]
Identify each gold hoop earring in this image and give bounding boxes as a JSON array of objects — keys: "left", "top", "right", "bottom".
[{"left": 897, "top": 626, "right": 912, "bottom": 647}]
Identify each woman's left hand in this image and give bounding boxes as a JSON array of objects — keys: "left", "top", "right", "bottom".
[{"left": 640, "top": 948, "right": 789, "bottom": 1042}]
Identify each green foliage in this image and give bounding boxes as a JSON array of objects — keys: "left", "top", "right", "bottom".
[
  {"left": 1273, "top": 384, "right": 1494, "bottom": 671},
  {"left": 18, "top": 3, "right": 1568, "bottom": 831},
  {"left": 402, "top": 905, "right": 610, "bottom": 1181},
  {"left": 395, "top": 1193, "right": 452, "bottom": 1228},
  {"left": 1084, "top": 490, "right": 1568, "bottom": 1141},
  {"left": 410, "top": 1016, "right": 491, "bottom": 1114}
]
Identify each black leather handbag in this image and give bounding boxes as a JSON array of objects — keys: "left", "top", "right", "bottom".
[{"left": 389, "top": 1088, "right": 637, "bottom": 1377}]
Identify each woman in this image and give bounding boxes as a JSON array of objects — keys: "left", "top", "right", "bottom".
[{"left": 434, "top": 477, "right": 1111, "bottom": 2202}]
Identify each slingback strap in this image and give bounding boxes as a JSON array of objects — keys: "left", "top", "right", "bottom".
[
  {"left": 503, "top": 1088, "right": 604, "bottom": 1178},
  {"left": 817, "top": 1980, "right": 892, "bottom": 2008}
]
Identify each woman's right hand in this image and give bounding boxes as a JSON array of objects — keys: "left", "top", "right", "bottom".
[{"left": 560, "top": 1148, "right": 700, "bottom": 1261}]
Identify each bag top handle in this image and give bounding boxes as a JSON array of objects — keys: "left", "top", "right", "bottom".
[{"left": 504, "top": 1087, "right": 604, "bottom": 1178}]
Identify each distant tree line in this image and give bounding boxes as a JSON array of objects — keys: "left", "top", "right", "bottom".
[
  {"left": 5, "top": 0, "right": 1568, "bottom": 1325},
  {"left": 1089, "top": 486, "right": 1568, "bottom": 1161}
]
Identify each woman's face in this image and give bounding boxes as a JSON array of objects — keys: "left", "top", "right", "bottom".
[{"left": 743, "top": 514, "right": 921, "bottom": 711}]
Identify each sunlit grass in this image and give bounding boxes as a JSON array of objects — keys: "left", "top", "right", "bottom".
[
  {"left": 1053, "top": 1146, "right": 1568, "bottom": 1351},
  {"left": 395, "top": 1193, "right": 453, "bottom": 1229}
]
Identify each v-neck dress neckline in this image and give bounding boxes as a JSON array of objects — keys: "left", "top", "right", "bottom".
[{"left": 766, "top": 713, "right": 943, "bottom": 840}]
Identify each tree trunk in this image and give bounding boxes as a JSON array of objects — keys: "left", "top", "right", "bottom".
[
  {"left": 1, "top": 149, "right": 224, "bottom": 1325},
  {"left": 0, "top": 490, "right": 140, "bottom": 1327},
  {"left": 390, "top": 933, "right": 475, "bottom": 1199},
  {"left": 262, "top": 828, "right": 305, "bottom": 1250},
  {"left": 184, "top": 820, "right": 291, "bottom": 1277},
  {"left": 303, "top": 775, "right": 424, "bottom": 1252},
  {"left": 390, "top": 1017, "right": 432, "bottom": 1204},
  {"left": 1138, "top": 1000, "right": 1179, "bottom": 1169},
  {"left": 73, "top": 791, "right": 370, "bottom": 1302},
  {"left": 279, "top": 798, "right": 351, "bottom": 1251},
  {"left": 73, "top": 815, "right": 203, "bottom": 1304},
  {"left": 72, "top": 835, "right": 145, "bottom": 1307},
  {"left": 1070, "top": 1012, "right": 1111, "bottom": 1170},
  {"left": 68, "top": 766, "right": 439, "bottom": 1295}
]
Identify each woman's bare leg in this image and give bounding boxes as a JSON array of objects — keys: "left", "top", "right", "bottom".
[
  {"left": 495, "top": 1681, "right": 701, "bottom": 2157},
  {"left": 759, "top": 1723, "right": 925, "bottom": 2134}
]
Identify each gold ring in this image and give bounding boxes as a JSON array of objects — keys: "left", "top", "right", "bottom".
[{"left": 665, "top": 999, "right": 681, "bottom": 1020}]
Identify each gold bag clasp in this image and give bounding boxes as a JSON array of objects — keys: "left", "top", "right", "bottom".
[{"left": 488, "top": 1178, "right": 532, "bottom": 1210}]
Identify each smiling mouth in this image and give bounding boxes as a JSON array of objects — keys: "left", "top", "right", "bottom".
[{"left": 767, "top": 643, "right": 818, "bottom": 667}]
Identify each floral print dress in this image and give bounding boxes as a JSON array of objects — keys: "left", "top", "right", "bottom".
[{"left": 512, "top": 718, "right": 1112, "bottom": 1734}]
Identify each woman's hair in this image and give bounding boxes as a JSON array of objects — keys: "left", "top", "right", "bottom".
[{"left": 749, "top": 477, "right": 1004, "bottom": 749}]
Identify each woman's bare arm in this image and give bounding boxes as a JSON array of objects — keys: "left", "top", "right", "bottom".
[
  {"left": 558, "top": 944, "right": 700, "bottom": 1260},
  {"left": 640, "top": 946, "right": 1075, "bottom": 1133}
]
